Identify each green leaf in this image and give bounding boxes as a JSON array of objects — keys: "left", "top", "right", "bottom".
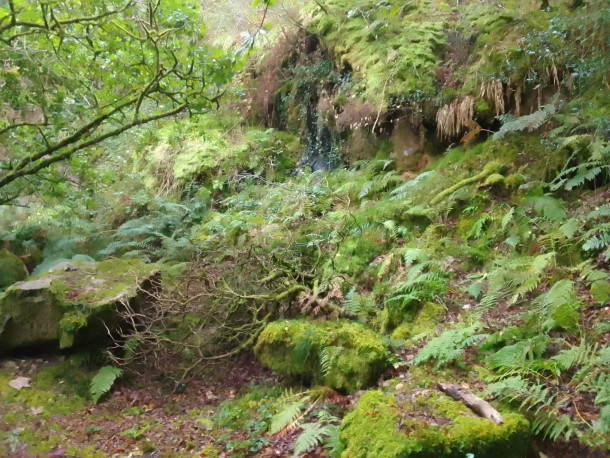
[
  {"left": 591, "top": 281, "right": 610, "bottom": 304},
  {"left": 90, "top": 366, "right": 123, "bottom": 404}
]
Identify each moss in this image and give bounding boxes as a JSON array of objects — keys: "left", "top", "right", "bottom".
[
  {"left": 254, "top": 320, "right": 389, "bottom": 392},
  {"left": 392, "top": 302, "right": 444, "bottom": 340},
  {"left": 0, "top": 259, "right": 158, "bottom": 351},
  {"left": 484, "top": 173, "right": 505, "bottom": 186},
  {"left": 0, "top": 249, "right": 28, "bottom": 289},
  {"left": 341, "top": 390, "right": 531, "bottom": 458},
  {"left": 328, "top": 229, "right": 389, "bottom": 277},
  {"left": 307, "top": 1, "right": 445, "bottom": 103}
]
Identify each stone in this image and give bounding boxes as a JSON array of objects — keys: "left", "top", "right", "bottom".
[
  {"left": 340, "top": 390, "right": 530, "bottom": 458},
  {"left": 0, "top": 259, "right": 159, "bottom": 352},
  {"left": 0, "top": 249, "right": 28, "bottom": 290},
  {"left": 254, "top": 319, "right": 389, "bottom": 393}
]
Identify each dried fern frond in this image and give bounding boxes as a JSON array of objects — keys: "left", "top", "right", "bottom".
[{"left": 436, "top": 96, "right": 475, "bottom": 140}]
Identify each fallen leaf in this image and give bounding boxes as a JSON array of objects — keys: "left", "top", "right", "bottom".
[
  {"left": 9, "top": 376, "right": 31, "bottom": 389},
  {"left": 30, "top": 406, "right": 44, "bottom": 415}
]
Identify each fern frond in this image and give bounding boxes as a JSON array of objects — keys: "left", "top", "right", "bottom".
[
  {"left": 90, "top": 366, "right": 123, "bottom": 404},
  {"left": 294, "top": 423, "right": 328, "bottom": 455},
  {"left": 269, "top": 401, "right": 305, "bottom": 435}
]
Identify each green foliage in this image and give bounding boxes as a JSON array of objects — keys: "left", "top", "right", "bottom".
[
  {"left": 480, "top": 252, "right": 556, "bottom": 307},
  {"left": 384, "top": 249, "right": 448, "bottom": 326},
  {"left": 89, "top": 366, "right": 123, "bottom": 404},
  {"left": 550, "top": 138, "right": 610, "bottom": 192},
  {"left": 493, "top": 104, "right": 557, "bottom": 140},
  {"left": 254, "top": 320, "right": 389, "bottom": 392},
  {"left": 99, "top": 193, "right": 205, "bottom": 262},
  {"left": 307, "top": 0, "right": 445, "bottom": 103},
  {"left": 340, "top": 390, "right": 530, "bottom": 458},
  {"left": 0, "top": 0, "right": 235, "bottom": 203},
  {"left": 413, "top": 322, "right": 488, "bottom": 368}
]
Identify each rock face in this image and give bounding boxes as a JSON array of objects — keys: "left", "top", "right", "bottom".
[
  {"left": 0, "top": 259, "right": 159, "bottom": 352},
  {"left": 0, "top": 249, "right": 28, "bottom": 290},
  {"left": 254, "top": 320, "right": 389, "bottom": 393}
]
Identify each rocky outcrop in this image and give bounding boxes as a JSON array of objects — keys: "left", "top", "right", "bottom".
[{"left": 0, "top": 259, "right": 159, "bottom": 352}]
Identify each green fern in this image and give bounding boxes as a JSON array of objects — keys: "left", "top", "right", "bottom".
[
  {"left": 270, "top": 401, "right": 305, "bottom": 434},
  {"left": 413, "top": 323, "right": 488, "bottom": 367},
  {"left": 294, "top": 423, "right": 329, "bottom": 455},
  {"left": 319, "top": 346, "right": 344, "bottom": 376},
  {"left": 344, "top": 289, "right": 376, "bottom": 317},
  {"left": 526, "top": 195, "right": 567, "bottom": 222},
  {"left": 480, "top": 253, "right": 556, "bottom": 307},
  {"left": 90, "top": 366, "right": 123, "bottom": 404},
  {"left": 493, "top": 104, "right": 556, "bottom": 140},
  {"left": 550, "top": 138, "right": 610, "bottom": 191}
]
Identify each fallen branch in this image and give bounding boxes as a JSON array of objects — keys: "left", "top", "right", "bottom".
[
  {"left": 437, "top": 382, "right": 503, "bottom": 424},
  {"left": 429, "top": 161, "right": 502, "bottom": 205}
]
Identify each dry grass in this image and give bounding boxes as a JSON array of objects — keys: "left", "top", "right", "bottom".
[
  {"left": 480, "top": 79, "right": 506, "bottom": 116},
  {"left": 436, "top": 96, "right": 474, "bottom": 141}
]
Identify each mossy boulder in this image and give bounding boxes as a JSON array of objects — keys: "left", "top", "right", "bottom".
[
  {"left": 340, "top": 390, "right": 530, "bottom": 458},
  {"left": 254, "top": 320, "right": 389, "bottom": 393},
  {"left": 0, "top": 259, "right": 159, "bottom": 352},
  {"left": 0, "top": 249, "right": 28, "bottom": 290},
  {"left": 392, "top": 302, "right": 444, "bottom": 340}
]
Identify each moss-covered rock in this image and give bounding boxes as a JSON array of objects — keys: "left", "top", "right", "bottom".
[
  {"left": 0, "top": 259, "right": 158, "bottom": 352},
  {"left": 341, "top": 390, "right": 530, "bottom": 458},
  {"left": 0, "top": 249, "right": 28, "bottom": 290},
  {"left": 254, "top": 320, "right": 389, "bottom": 392},
  {"left": 392, "top": 302, "right": 444, "bottom": 340}
]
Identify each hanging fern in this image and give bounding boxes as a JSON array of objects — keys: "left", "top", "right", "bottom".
[{"left": 90, "top": 366, "right": 123, "bottom": 404}]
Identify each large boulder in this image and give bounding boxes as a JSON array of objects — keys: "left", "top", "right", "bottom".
[
  {"left": 254, "top": 320, "right": 389, "bottom": 393},
  {"left": 340, "top": 390, "right": 530, "bottom": 458},
  {"left": 0, "top": 249, "right": 28, "bottom": 290},
  {"left": 0, "top": 259, "right": 159, "bottom": 352}
]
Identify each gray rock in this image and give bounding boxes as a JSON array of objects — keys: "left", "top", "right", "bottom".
[{"left": 0, "top": 259, "right": 159, "bottom": 352}]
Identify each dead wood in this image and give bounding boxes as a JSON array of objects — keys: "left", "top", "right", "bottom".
[{"left": 437, "top": 382, "right": 504, "bottom": 424}]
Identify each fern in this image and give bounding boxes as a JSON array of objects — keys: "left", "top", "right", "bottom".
[
  {"left": 90, "top": 366, "right": 123, "bottom": 404},
  {"left": 344, "top": 289, "right": 376, "bottom": 317},
  {"left": 319, "top": 346, "right": 343, "bottom": 376},
  {"left": 550, "top": 138, "right": 610, "bottom": 191},
  {"left": 293, "top": 423, "right": 330, "bottom": 455},
  {"left": 493, "top": 104, "right": 556, "bottom": 140},
  {"left": 270, "top": 401, "right": 305, "bottom": 434},
  {"left": 526, "top": 195, "right": 567, "bottom": 222},
  {"left": 480, "top": 253, "right": 555, "bottom": 307},
  {"left": 413, "top": 323, "right": 487, "bottom": 367},
  {"left": 323, "top": 424, "right": 344, "bottom": 458}
]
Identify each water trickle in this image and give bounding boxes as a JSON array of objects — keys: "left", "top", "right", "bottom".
[{"left": 301, "top": 97, "right": 340, "bottom": 172}]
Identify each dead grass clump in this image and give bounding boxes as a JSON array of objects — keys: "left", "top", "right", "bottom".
[
  {"left": 480, "top": 79, "right": 506, "bottom": 116},
  {"left": 436, "top": 96, "right": 474, "bottom": 140},
  {"left": 247, "top": 30, "right": 301, "bottom": 126}
]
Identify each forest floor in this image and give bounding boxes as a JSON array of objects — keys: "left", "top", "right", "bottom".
[{"left": 2, "top": 349, "right": 607, "bottom": 458}]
